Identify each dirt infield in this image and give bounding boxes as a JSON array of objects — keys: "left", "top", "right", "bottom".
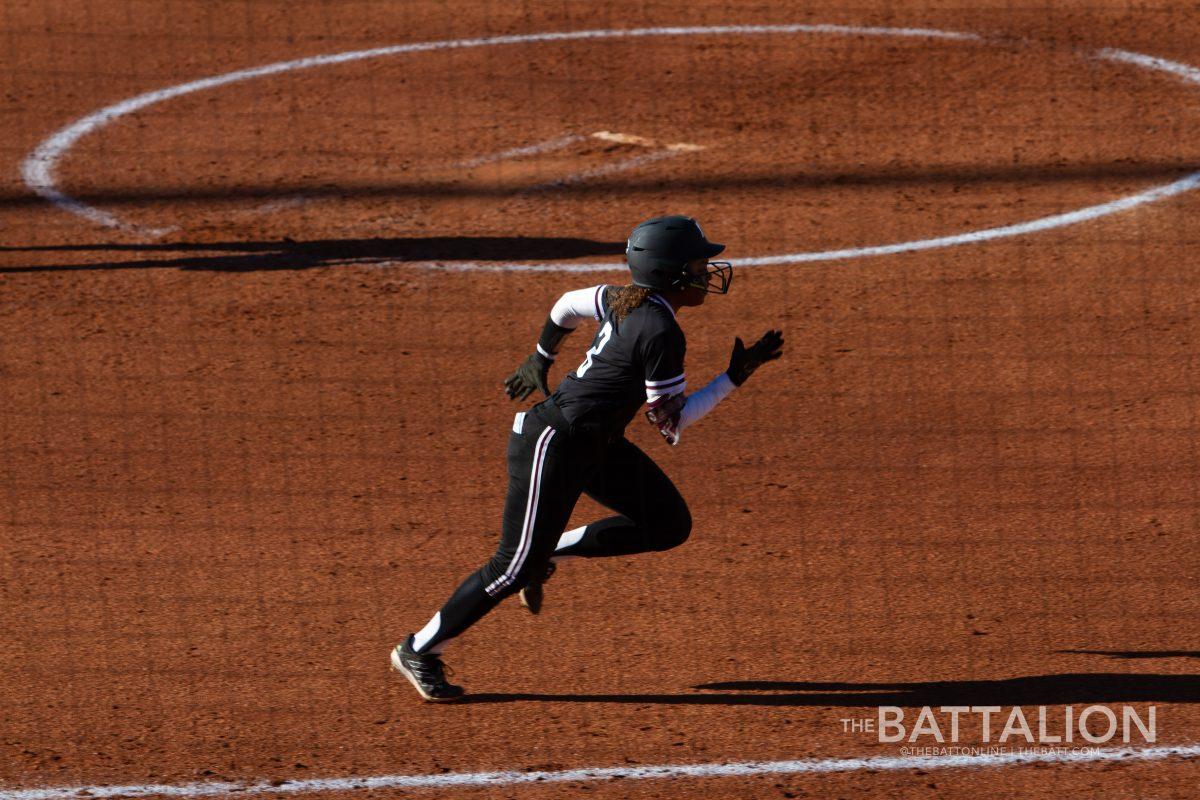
[{"left": 2, "top": 1, "right": 1199, "bottom": 797}]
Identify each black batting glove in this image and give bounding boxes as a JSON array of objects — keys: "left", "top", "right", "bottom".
[
  {"left": 726, "top": 329, "right": 784, "bottom": 386},
  {"left": 504, "top": 352, "right": 552, "bottom": 400}
]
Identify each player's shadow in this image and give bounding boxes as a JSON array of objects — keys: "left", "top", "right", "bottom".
[
  {"left": 0, "top": 236, "right": 626, "bottom": 273},
  {"left": 462, "top": 673, "right": 1200, "bottom": 706}
]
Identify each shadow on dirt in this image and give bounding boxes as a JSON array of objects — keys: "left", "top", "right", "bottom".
[
  {"left": 0, "top": 236, "right": 626, "bottom": 273},
  {"left": 1056, "top": 650, "right": 1200, "bottom": 660},
  {"left": 462, "top": 673, "right": 1200, "bottom": 706},
  {"left": 2, "top": 159, "right": 1199, "bottom": 209}
]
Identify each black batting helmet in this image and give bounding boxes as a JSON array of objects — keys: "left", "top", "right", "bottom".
[{"left": 625, "top": 215, "right": 732, "bottom": 294}]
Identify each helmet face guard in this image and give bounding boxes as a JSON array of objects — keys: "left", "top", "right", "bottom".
[{"left": 678, "top": 261, "right": 733, "bottom": 294}]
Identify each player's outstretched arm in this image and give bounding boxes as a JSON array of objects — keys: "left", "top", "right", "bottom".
[
  {"left": 645, "top": 329, "right": 785, "bottom": 444},
  {"left": 503, "top": 285, "right": 609, "bottom": 401}
]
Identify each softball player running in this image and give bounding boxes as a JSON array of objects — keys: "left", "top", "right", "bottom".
[{"left": 391, "top": 215, "right": 784, "bottom": 701}]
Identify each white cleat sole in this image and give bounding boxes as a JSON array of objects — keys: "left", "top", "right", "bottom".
[{"left": 390, "top": 646, "right": 460, "bottom": 703}]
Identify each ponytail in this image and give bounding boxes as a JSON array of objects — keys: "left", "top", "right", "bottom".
[{"left": 608, "top": 284, "right": 653, "bottom": 323}]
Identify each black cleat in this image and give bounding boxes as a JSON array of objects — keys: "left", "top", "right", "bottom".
[
  {"left": 519, "top": 561, "right": 556, "bottom": 615},
  {"left": 390, "top": 635, "right": 464, "bottom": 702}
]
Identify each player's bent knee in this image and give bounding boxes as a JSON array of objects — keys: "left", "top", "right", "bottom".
[{"left": 651, "top": 507, "right": 692, "bottom": 551}]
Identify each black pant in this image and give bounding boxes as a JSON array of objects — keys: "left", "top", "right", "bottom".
[{"left": 412, "top": 403, "right": 691, "bottom": 654}]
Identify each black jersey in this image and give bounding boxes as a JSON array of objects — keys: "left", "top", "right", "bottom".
[{"left": 552, "top": 287, "right": 687, "bottom": 437}]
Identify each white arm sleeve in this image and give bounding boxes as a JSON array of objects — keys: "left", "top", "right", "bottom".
[
  {"left": 678, "top": 372, "right": 736, "bottom": 432},
  {"left": 550, "top": 284, "right": 607, "bottom": 329}
]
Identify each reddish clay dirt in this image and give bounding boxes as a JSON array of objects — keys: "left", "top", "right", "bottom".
[{"left": 1, "top": 1, "right": 1198, "bottom": 798}]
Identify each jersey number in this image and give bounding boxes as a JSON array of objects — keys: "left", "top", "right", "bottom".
[{"left": 576, "top": 321, "right": 613, "bottom": 378}]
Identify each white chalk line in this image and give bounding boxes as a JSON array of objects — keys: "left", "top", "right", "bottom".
[
  {"left": 230, "top": 194, "right": 317, "bottom": 218},
  {"left": 533, "top": 148, "right": 691, "bottom": 189},
  {"left": 456, "top": 130, "right": 704, "bottom": 190},
  {"left": 457, "top": 134, "right": 585, "bottom": 168},
  {"left": 407, "top": 43, "right": 1200, "bottom": 273},
  {"left": 11, "top": 28, "right": 1197, "bottom": 799},
  {"left": 18, "top": 25, "right": 1200, "bottom": 267},
  {"left": 256, "top": 195, "right": 312, "bottom": 212},
  {"left": 20, "top": 23, "right": 980, "bottom": 237},
  {"left": 1096, "top": 47, "right": 1200, "bottom": 84},
  {"left": 5, "top": 744, "right": 1198, "bottom": 799}
]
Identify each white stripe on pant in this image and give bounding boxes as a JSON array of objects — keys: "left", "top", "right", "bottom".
[{"left": 484, "top": 425, "right": 555, "bottom": 596}]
